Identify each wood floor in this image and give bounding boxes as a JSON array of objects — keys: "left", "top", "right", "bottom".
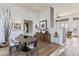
[
  {"left": 15, "top": 41, "right": 61, "bottom": 56},
  {"left": 59, "top": 37, "right": 79, "bottom": 56},
  {"left": 1, "top": 37, "right": 79, "bottom": 56}
]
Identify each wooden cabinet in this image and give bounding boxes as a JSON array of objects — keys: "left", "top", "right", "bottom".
[
  {"left": 67, "top": 31, "right": 72, "bottom": 38},
  {"left": 36, "top": 31, "right": 50, "bottom": 42}
]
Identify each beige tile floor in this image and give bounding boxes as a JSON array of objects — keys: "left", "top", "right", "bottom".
[
  {"left": 59, "top": 37, "right": 79, "bottom": 56},
  {"left": 0, "top": 46, "right": 9, "bottom": 56}
]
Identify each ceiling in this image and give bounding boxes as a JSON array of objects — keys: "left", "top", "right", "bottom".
[
  {"left": 14, "top": 3, "right": 50, "bottom": 12},
  {"left": 14, "top": 3, "right": 79, "bottom": 15},
  {"left": 52, "top": 3, "right": 79, "bottom": 16}
]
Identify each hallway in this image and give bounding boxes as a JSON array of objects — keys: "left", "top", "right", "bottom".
[{"left": 60, "top": 37, "right": 79, "bottom": 56}]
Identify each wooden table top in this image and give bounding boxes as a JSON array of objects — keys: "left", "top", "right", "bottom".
[{"left": 15, "top": 36, "right": 36, "bottom": 43}]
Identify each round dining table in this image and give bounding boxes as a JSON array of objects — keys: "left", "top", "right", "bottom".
[
  {"left": 15, "top": 35, "right": 37, "bottom": 52},
  {"left": 15, "top": 35, "right": 36, "bottom": 44}
]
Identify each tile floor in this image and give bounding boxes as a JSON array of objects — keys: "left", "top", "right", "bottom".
[
  {"left": 59, "top": 37, "right": 79, "bottom": 56},
  {"left": 0, "top": 46, "right": 9, "bottom": 56}
]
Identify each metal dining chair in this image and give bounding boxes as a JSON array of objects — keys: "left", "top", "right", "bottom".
[
  {"left": 27, "top": 40, "right": 39, "bottom": 56},
  {"left": 9, "top": 37, "right": 20, "bottom": 56}
]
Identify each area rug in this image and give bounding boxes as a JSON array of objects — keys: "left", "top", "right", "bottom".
[{"left": 15, "top": 41, "right": 61, "bottom": 56}]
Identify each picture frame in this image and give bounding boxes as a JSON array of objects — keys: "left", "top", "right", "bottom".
[
  {"left": 39, "top": 20, "right": 47, "bottom": 30},
  {"left": 13, "top": 23, "right": 21, "bottom": 30}
]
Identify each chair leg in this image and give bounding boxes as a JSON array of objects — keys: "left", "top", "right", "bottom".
[
  {"left": 9, "top": 46, "right": 14, "bottom": 56},
  {"left": 15, "top": 45, "right": 21, "bottom": 56},
  {"left": 18, "top": 42, "right": 22, "bottom": 56},
  {"left": 30, "top": 49, "right": 34, "bottom": 56},
  {"left": 33, "top": 48, "right": 39, "bottom": 56},
  {"left": 26, "top": 51, "right": 28, "bottom": 56},
  {"left": 30, "top": 49, "right": 39, "bottom": 56},
  {"left": 37, "top": 50, "right": 39, "bottom": 56},
  {"left": 31, "top": 51, "right": 33, "bottom": 56},
  {"left": 36, "top": 48, "right": 39, "bottom": 56},
  {"left": 9, "top": 46, "right": 12, "bottom": 56}
]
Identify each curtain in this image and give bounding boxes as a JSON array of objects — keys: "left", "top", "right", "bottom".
[
  {"left": 0, "top": 4, "right": 12, "bottom": 45},
  {"left": 0, "top": 17, "right": 5, "bottom": 45}
]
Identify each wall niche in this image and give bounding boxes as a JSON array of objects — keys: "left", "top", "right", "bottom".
[
  {"left": 23, "top": 20, "right": 33, "bottom": 36},
  {"left": 50, "top": 7, "right": 54, "bottom": 28}
]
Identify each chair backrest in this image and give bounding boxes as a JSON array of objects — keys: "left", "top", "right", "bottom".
[
  {"left": 28, "top": 40, "right": 37, "bottom": 48},
  {"left": 20, "top": 34, "right": 23, "bottom": 36}
]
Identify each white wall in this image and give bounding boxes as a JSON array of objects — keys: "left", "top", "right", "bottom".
[
  {"left": 37, "top": 7, "right": 51, "bottom": 32},
  {"left": 0, "top": 16, "right": 5, "bottom": 44}
]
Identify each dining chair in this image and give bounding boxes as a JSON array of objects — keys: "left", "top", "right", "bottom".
[
  {"left": 19, "top": 42, "right": 30, "bottom": 56},
  {"left": 9, "top": 37, "right": 20, "bottom": 56},
  {"left": 27, "top": 40, "right": 39, "bottom": 56}
]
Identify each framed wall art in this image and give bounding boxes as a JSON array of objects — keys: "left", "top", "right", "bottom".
[
  {"left": 13, "top": 23, "right": 21, "bottom": 30},
  {"left": 39, "top": 20, "right": 47, "bottom": 30}
]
